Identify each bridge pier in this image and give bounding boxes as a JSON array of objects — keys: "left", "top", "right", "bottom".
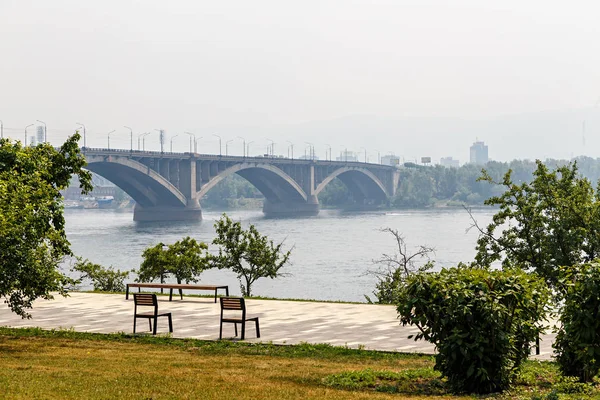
[
  {"left": 133, "top": 204, "right": 202, "bottom": 222},
  {"left": 262, "top": 197, "right": 320, "bottom": 217}
]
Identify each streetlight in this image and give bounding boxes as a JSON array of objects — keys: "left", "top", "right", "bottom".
[
  {"left": 36, "top": 120, "right": 47, "bottom": 142},
  {"left": 141, "top": 132, "right": 151, "bottom": 151},
  {"left": 237, "top": 136, "right": 246, "bottom": 157},
  {"left": 76, "top": 123, "right": 86, "bottom": 148},
  {"left": 226, "top": 139, "right": 233, "bottom": 156},
  {"left": 107, "top": 130, "right": 115, "bottom": 149},
  {"left": 246, "top": 141, "right": 254, "bottom": 157},
  {"left": 194, "top": 136, "right": 203, "bottom": 153},
  {"left": 375, "top": 149, "right": 381, "bottom": 164},
  {"left": 266, "top": 138, "right": 275, "bottom": 156},
  {"left": 184, "top": 131, "right": 195, "bottom": 153},
  {"left": 360, "top": 147, "right": 367, "bottom": 163},
  {"left": 170, "top": 134, "right": 179, "bottom": 152},
  {"left": 286, "top": 141, "right": 294, "bottom": 159},
  {"left": 213, "top": 133, "right": 222, "bottom": 156},
  {"left": 325, "top": 144, "right": 332, "bottom": 161},
  {"left": 24, "top": 124, "right": 33, "bottom": 146},
  {"left": 124, "top": 126, "right": 133, "bottom": 151},
  {"left": 137, "top": 132, "right": 147, "bottom": 150},
  {"left": 305, "top": 142, "right": 314, "bottom": 160}
]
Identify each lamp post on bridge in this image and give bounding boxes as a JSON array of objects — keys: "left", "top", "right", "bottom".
[
  {"left": 184, "top": 131, "right": 195, "bottom": 153},
  {"left": 24, "top": 124, "right": 33, "bottom": 146},
  {"left": 170, "top": 134, "right": 178, "bottom": 152},
  {"left": 286, "top": 140, "right": 294, "bottom": 160},
  {"left": 124, "top": 126, "right": 133, "bottom": 151},
  {"left": 141, "top": 132, "right": 151, "bottom": 151},
  {"left": 266, "top": 138, "right": 275, "bottom": 156},
  {"left": 237, "top": 136, "right": 246, "bottom": 157},
  {"left": 360, "top": 147, "right": 367, "bottom": 163},
  {"left": 154, "top": 129, "right": 165, "bottom": 153},
  {"left": 107, "top": 130, "right": 115, "bottom": 150},
  {"left": 76, "top": 123, "right": 86, "bottom": 148},
  {"left": 36, "top": 120, "right": 47, "bottom": 143},
  {"left": 375, "top": 149, "right": 381, "bottom": 164},
  {"left": 246, "top": 141, "right": 253, "bottom": 157},
  {"left": 325, "top": 144, "right": 332, "bottom": 161},
  {"left": 213, "top": 133, "right": 222, "bottom": 156},
  {"left": 137, "top": 132, "right": 147, "bottom": 150},
  {"left": 304, "top": 142, "right": 314, "bottom": 160},
  {"left": 225, "top": 139, "right": 233, "bottom": 156}
]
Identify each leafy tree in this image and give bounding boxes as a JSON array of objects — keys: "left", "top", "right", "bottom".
[
  {"left": 138, "top": 237, "right": 210, "bottom": 284},
  {"left": 72, "top": 257, "right": 130, "bottom": 292},
  {"left": 212, "top": 214, "right": 291, "bottom": 297},
  {"left": 471, "top": 160, "right": 600, "bottom": 289},
  {"left": 365, "top": 228, "right": 434, "bottom": 304},
  {"left": 0, "top": 134, "right": 92, "bottom": 318},
  {"left": 554, "top": 261, "right": 600, "bottom": 382},
  {"left": 397, "top": 267, "right": 550, "bottom": 394}
]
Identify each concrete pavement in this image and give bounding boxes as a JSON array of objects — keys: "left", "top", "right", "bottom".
[{"left": 0, "top": 292, "right": 555, "bottom": 360}]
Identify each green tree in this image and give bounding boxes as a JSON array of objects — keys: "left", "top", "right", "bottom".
[
  {"left": 212, "top": 214, "right": 291, "bottom": 297},
  {"left": 138, "top": 237, "right": 210, "bottom": 284},
  {"left": 72, "top": 257, "right": 130, "bottom": 292},
  {"left": 471, "top": 160, "right": 600, "bottom": 289},
  {"left": 0, "top": 134, "right": 92, "bottom": 318}
]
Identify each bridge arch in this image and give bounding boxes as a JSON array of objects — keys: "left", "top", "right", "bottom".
[
  {"left": 197, "top": 162, "right": 308, "bottom": 203},
  {"left": 85, "top": 155, "right": 187, "bottom": 208},
  {"left": 314, "top": 167, "right": 389, "bottom": 201}
]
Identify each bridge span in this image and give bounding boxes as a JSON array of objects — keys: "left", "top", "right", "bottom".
[{"left": 82, "top": 148, "right": 400, "bottom": 221}]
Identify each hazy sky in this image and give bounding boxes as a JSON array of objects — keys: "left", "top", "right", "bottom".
[{"left": 1, "top": 0, "right": 599, "bottom": 162}]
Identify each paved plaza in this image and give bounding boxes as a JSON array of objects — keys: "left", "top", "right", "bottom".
[{"left": 0, "top": 292, "right": 555, "bottom": 359}]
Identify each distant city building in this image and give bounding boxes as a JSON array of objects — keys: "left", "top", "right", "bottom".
[
  {"left": 440, "top": 157, "right": 460, "bottom": 168},
  {"left": 336, "top": 150, "right": 358, "bottom": 162},
  {"left": 381, "top": 155, "right": 400, "bottom": 166},
  {"left": 36, "top": 126, "right": 44, "bottom": 144},
  {"left": 470, "top": 140, "right": 489, "bottom": 165}
]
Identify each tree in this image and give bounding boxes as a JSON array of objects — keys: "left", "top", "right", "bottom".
[
  {"left": 72, "top": 257, "right": 130, "bottom": 292},
  {"left": 470, "top": 160, "right": 600, "bottom": 289},
  {"left": 212, "top": 214, "right": 291, "bottom": 297},
  {"left": 138, "top": 237, "right": 210, "bottom": 284},
  {"left": 365, "top": 228, "right": 434, "bottom": 304},
  {"left": 0, "top": 134, "right": 92, "bottom": 318}
]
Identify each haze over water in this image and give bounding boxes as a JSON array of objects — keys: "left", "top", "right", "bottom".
[{"left": 65, "top": 208, "right": 493, "bottom": 302}]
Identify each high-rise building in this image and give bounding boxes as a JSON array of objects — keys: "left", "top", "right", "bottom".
[
  {"left": 36, "top": 126, "right": 44, "bottom": 144},
  {"left": 469, "top": 141, "right": 489, "bottom": 165},
  {"left": 381, "top": 154, "right": 400, "bottom": 166}
]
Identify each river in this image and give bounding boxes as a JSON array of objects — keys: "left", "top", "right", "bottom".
[{"left": 64, "top": 207, "right": 495, "bottom": 302}]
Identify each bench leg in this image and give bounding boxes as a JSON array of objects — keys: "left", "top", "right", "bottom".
[
  {"left": 241, "top": 321, "right": 246, "bottom": 340},
  {"left": 126, "top": 285, "right": 130, "bottom": 300},
  {"left": 169, "top": 289, "right": 173, "bottom": 301},
  {"left": 148, "top": 319, "right": 152, "bottom": 332},
  {"left": 133, "top": 316, "right": 137, "bottom": 334},
  {"left": 153, "top": 316, "right": 158, "bottom": 335},
  {"left": 168, "top": 314, "right": 173, "bottom": 333},
  {"left": 219, "top": 320, "right": 223, "bottom": 340},
  {"left": 214, "top": 288, "right": 217, "bottom": 303},
  {"left": 234, "top": 323, "right": 238, "bottom": 337},
  {"left": 255, "top": 318, "right": 260, "bottom": 338},
  {"left": 179, "top": 288, "right": 183, "bottom": 300}
]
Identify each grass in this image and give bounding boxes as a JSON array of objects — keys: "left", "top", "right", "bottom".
[{"left": 1, "top": 327, "right": 599, "bottom": 399}]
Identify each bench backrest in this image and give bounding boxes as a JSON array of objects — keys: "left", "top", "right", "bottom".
[
  {"left": 134, "top": 293, "right": 158, "bottom": 315},
  {"left": 220, "top": 297, "right": 245, "bottom": 312}
]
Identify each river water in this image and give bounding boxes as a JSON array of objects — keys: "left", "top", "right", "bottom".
[{"left": 64, "top": 208, "right": 494, "bottom": 302}]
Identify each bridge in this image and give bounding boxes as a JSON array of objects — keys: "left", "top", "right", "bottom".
[{"left": 82, "top": 148, "right": 400, "bottom": 221}]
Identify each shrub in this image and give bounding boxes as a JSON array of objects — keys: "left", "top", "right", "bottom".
[
  {"left": 72, "top": 258, "right": 129, "bottom": 292},
  {"left": 554, "top": 261, "right": 600, "bottom": 382},
  {"left": 397, "top": 267, "right": 550, "bottom": 394}
]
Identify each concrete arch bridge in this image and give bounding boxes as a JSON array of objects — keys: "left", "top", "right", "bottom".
[{"left": 83, "top": 149, "right": 400, "bottom": 221}]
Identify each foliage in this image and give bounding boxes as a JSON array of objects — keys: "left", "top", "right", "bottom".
[
  {"left": 0, "top": 134, "right": 92, "bottom": 318},
  {"left": 202, "top": 174, "right": 262, "bottom": 209},
  {"left": 554, "top": 261, "right": 600, "bottom": 382},
  {"left": 212, "top": 214, "right": 291, "bottom": 297},
  {"left": 365, "top": 228, "right": 434, "bottom": 304},
  {"left": 71, "top": 257, "right": 129, "bottom": 292},
  {"left": 137, "top": 236, "right": 210, "bottom": 284},
  {"left": 397, "top": 267, "right": 550, "bottom": 394},
  {"left": 471, "top": 160, "right": 600, "bottom": 289}
]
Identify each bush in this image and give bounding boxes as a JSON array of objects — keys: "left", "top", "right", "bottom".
[
  {"left": 555, "top": 261, "right": 600, "bottom": 382},
  {"left": 72, "top": 258, "right": 129, "bottom": 292},
  {"left": 397, "top": 267, "right": 550, "bottom": 394}
]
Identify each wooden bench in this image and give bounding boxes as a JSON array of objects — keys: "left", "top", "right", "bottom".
[
  {"left": 133, "top": 293, "right": 173, "bottom": 335},
  {"left": 126, "top": 283, "right": 229, "bottom": 303},
  {"left": 219, "top": 297, "right": 260, "bottom": 340}
]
